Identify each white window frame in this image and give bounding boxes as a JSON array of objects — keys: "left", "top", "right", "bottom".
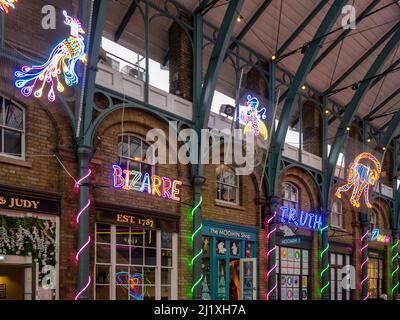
[
  {"left": 216, "top": 164, "right": 240, "bottom": 205},
  {"left": 330, "top": 200, "right": 343, "bottom": 229},
  {"left": 94, "top": 224, "right": 178, "bottom": 300},
  {"left": 282, "top": 182, "right": 299, "bottom": 210},
  {"left": 0, "top": 96, "right": 26, "bottom": 160}
]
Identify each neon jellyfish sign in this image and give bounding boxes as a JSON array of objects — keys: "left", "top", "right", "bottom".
[
  {"left": 241, "top": 94, "right": 268, "bottom": 141},
  {"left": 15, "top": 11, "right": 87, "bottom": 102},
  {"left": 335, "top": 152, "right": 381, "bottom": 208},
  {"left": 0, "top": 0, "right": 17, "bottom": 13}
]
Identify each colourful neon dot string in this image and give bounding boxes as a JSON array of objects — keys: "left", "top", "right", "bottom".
[
  {"left": 189, "top": 196, "right": 203, "bottom": 298},
  {"left": 15, "top": 11, "right": 86, "bottom": 102},
  {"left": 319, "top": 224, "right": 330, "bottom": 299},
  {"left": 0, "top": 0, "right": 17, "bottom": 14},
  {"left": 391, "top": 240, "right": 399, "bottom": 298},
  {"left": 360, "top": 230, "right": 369, "bottom": 300},
  {"left": 265, "top": 211, "right": 277, "bottom": 300},
  {"left": 74, "top": 168, "right": 92, "bottom": 301}
]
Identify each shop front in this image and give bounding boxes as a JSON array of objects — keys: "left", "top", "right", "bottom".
[
  {"left": 0, "top": 185, "right": 60, "bottom": 300},
  {"left": 329, "top": 243, "right": 354, "bottom": 300},
  {"left": 200, "top": 220, "right": 258, "bottom": 300},
  {"left": 94, "top": 202, "right": 179, "bottom": 300}
]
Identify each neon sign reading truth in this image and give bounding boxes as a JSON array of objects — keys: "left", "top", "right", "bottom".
[
  {"left": 280, "top": 206, "right": 322, "bottom": 231},
  {"left": 112, "top": 164, "right": 182, "bottom": 202}
]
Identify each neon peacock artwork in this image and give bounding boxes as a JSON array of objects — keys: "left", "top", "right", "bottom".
[
  {"left": 0, "top": 0, "right": 17, "bottom": 13},
  {"left": 15, "top": 11, "right": 87, "bottom": 102}
]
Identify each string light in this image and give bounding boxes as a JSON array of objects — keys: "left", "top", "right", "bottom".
[
  {"left": 236, "top": 15, "right": 243, "bottom": 22},
  {"left": 301, "top": 85, "right": 307, "bottom": 91},
  {"left": 0, "top": 0, "right": 17, "bottom": 13},
  {"left": 265, "top": 211, "right": 277, "bottom": 300},
  {"left": 360, "top": 230, "right": 369, "bottom": 300},
  {"left": 319, "top": 224, "right": 330, "bottom": 299},
  {"left": 391, "top": 240, "right": 399, "bottom": 298},
  {"left": 74, "top": 168, "right": 92, "bottom": 300},
  {"left": 189, "top": 196, "right": 203, "bottom": 298},
  {"left": 15, "top": 11, "right": 87, "bottom": 102},
  {"left": 335, "top": 152, "right": 382, "bottom": 208}
]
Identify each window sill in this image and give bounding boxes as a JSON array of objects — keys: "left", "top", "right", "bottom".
[
  {"left": 0, "top": 155, "right": 32, "bottom": 168},
  {"left": 215, "top": 199, "right": 244, "bottom": 211},
  {"left": 330, "top": 225, "right": 346, "bottom": 232}
]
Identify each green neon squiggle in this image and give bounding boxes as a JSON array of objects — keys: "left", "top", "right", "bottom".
[
  {"left": 190, "top": 196, "right": 203, "bottom": 298},
  {"left": 391, "top": 241, "right": 399, "bottom": 297},
  {"left": 319, "top": 225, "right": 330, "bottom": 298}
]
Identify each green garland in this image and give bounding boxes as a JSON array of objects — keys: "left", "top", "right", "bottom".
[{"left": 0, "top": 215, "right": 56, "bottom": 274}]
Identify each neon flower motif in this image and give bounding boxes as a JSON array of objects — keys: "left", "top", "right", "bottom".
[
  {"left": 241, "top": 94, "right": 268, "bottom": 141},
  {"left": 0, "top": 0, "right": 17, "bottom": 13},
  {"left": 335, "top": 152, "right": 381, "bottom": 208},
  {"left": 15, "top": 11, "right": 87, "bottom": 102}
]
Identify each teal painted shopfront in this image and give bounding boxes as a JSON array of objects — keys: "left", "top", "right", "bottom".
[{"left": 200, "top": 220, "right": 258, "bottom": 300}]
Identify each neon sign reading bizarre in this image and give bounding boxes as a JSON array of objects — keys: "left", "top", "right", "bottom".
[
  {"left": 112, "top": 164, "right": 182, "bottom": 202},
  {"left": 280, "top": 206, "right": 322, "bottom": 231}
]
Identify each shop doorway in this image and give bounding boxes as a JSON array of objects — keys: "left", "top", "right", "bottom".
[{"left": 0, "top": 263, "right": 36, "bottom": 300}]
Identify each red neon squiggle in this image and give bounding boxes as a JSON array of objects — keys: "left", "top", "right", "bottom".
[
  {"left": 75, "top": 235, "right": 91, "bottom": 261},
  {"left": 360, "top": 231, "right": 369, "bottom": 300},
  {"left": 76, "top": 200, "right": 91, "bottom": 224},
  {"left": 265, "top": 211, "right": 277, "bottom": 300},
  {"left": 74, "top": 276, "right": 91, "bottom": 300}
]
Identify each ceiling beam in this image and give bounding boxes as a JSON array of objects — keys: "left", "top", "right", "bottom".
[
  {"left": 323, "top": 21, "right": 400, "bottom": 95},
  {"left": 276, "top": 0, "right": 327, "bottom": 56},
  {"left": 198, "top": 0, "right": 244, "bottom": 129},
  {"left": 370, "top": 56, "right": 400, "bottom": 89},
  {"left": 114, "top": 0, "right": 138, "bottom": 42},
  {"left": 268, "top": 0, "right": 347, "bottom": 194},
  {"left": 363, "top": 87, "right": 400, "bottom": 120},
  {"left": 379, "top": 110, "right": 400, "bottom": 148},
  {"left": 326, "top": 27, "right": 400, "bottom": 184},
  {"left": 227, "top": 0, "right": 273, "bottom": 55}
]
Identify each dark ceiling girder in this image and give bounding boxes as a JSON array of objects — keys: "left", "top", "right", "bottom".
[
  {"left": 268, "top": 0, "right": 347, "bottom": 195},
  {"left": 276, "top": 0, "right": 327, "bottom": 56},
  {"left": 323, "top": 21, "right": 400, "bottom": 95},
  {"left": 227, "top": 0, "right": 273, "bottom": 55},
  {"left": 114, "top": 0, "right": 138, "bottom": 42},
  {"left": 199, "top": 0, "right": 244, "bottom": 129},
  {"left": 370, "top": 56, "right": 400, "bottom": 89},
  {"left": 379, "top": 110, "right": 400, "bottom": 148},
  {"left": 363, "top": 87, "right": 400, "bottom": 120},
  {"left": 327, "top": 27, "right": 400, "bottom": 183},
  {"left": 312, "top": 0, "right": 380, "bottom": 70}
]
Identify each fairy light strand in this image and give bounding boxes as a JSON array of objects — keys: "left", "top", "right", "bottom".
[
  {"left": 190, "top": 196, "right": 203, "bottom": 298},
  {"left": 360, "top": 230, "right": 369, "bottom": 300},
  {"left": 319, "top": 224, "right": 330, "bottom": 298},
  {"left": 74, "top": 169, "right": 92, "bottom": 300},
  {"left": 265, "top": 211, "right": 277, "bottom": 300}
]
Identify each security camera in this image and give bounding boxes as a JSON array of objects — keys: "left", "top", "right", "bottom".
[{"left": 220, "top": 104, "right": 236, "bottom": 117}]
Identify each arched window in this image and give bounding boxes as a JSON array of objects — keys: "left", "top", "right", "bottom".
[
  {"left": 117, "top": 134, "right": 153, "bottom": 174},
  {"left": 216, "top": 165, "right": 239, "bottom": 205},
  {"left": 330, "top": 200, "right": 343, "bottom": 229},
  {"left": 282, "top": 183, "right": 298, "bottom": 210},
  {"left": 369, "top": 211, "right": 378, "bottom": 232},
  {"left": 0, "top": 96, "right": 25, "bottom": 159}
]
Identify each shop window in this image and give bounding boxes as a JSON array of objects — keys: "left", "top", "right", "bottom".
[
  {"left": 282, "top": 183, "right": 298, "bottom": 210},
  {"left": 330, "top": 253, "right": 351, "bottom": 300},
  {"left": 95, "top": 224, "right": 177, "bottom": 300},
  {"left": 117, "top": 134, "right": 153, "bottom": 174},
  {"left": 330, "top": 200, "right": 343, "bottom": 229},
  {"left": 0, "top": 96, "right": 25, "bottom": 159},
  {"left": 216, "top": 165, "right": 240, "bottom": 205},
  {"left": 276, "top": 246, "right": 309, "bottom": 300},
  {"left": 368, "top": 257, "right": 384, "bottom": 299}
]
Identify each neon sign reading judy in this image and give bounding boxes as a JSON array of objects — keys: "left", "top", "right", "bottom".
[
  {"left": 112, "top": 164, "right": 182, "bottom": 202},
  {"left": 280, "top": 206, "right": 322, "bottom": 231}
]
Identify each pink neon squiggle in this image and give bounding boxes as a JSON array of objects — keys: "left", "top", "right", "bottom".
[
  {"left": 266, "top": 283, "right": 277, "bottom": 300},
  {"left": 363, "top": 293, "right": 370, "bottom": 301},
  {"left": 74, "top": 169, "right": 92, "bottom": 192},
  {"left": 76, "top": 200, "right": 91, "bottom": 224},
  {"left": 267, "top": 245, "right": 277, "bottom": 258},
  {"left": 74, "top": 276, "right": 91, "bottom": 300},
  {"left": 75, "top": 236, "right": 91, "bottom": 261},
  {"left": 360, "top": 231, "right": 369, "bottom": 300},
  {"left": 265, "top": 211, "right": 277, "bottom": 300}
]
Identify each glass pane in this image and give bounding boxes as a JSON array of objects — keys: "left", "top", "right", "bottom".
[
  {"left": 96, "top": 285, "right": 110, "bottom": 300},
  {"left": 4, "top": 129, "right": 22, "bottom": 156},
  {"left": 330, "top": 253, "right": 336, "bottom": 265},
  {"left": 116, "top": 226, "right": 130, "bottom": 245},
  {"left": 129, "top": 137, "right": 142, "bottom": 160},
  {"left": 116, "top": 245, "right": 130, "bottom": 264},
  {"left": 0, "top": 96, "right": 3, "bottom": 124},
  {"left": 161, "top": 231, "right": 172, "bottom": 249},
  {"left": 337, "top": 255, "right": 343, "bottom": 266},
  {"left": 131, "top": 229, "right": 144, "bottom": 246},
  {"left": 144, "top": 267, "right": 156, "bottom": 286},
  {"left": 96, "top": 265, "right": 110, "bottom": 284},
  {"left": 5, "top": 101, "right": 23, "bottom": 130},
  {"left": 116, "top": 285, "right": 128, "bottom": 300},
  {"left": 145, "top": 248, "right": 157, "bottom": 266},
  {"left": 230, "top": 240, "right": 240, "bottom": 257},
  {"left": 216, "top": 239, "right": 227, "bottom": 255},
  {"left": 96, "top": 224, "right": 111, "bottom": 243},
  {"left": 161, "top": 268, "right": 172, "bottom": 285},
  {"left": 145, "top": 230, "right": 156, "bottom": 247},
  {"left": 217, "top": 260, "right": 226, "bottom": 300},
  {"left": 161, "top": 286, "right": 171, "bottom": 300},
  {"left": 161, "top": 249, "right": 172, "bottom": 267},
  {"left": 128, "top": 160, "right": 141, "bottom": 172},
  {"left": 118, "top": 135, "right": 129, "bottom": 157},
  {"left": 130, "top": 247, "right": 143, "bottom": 265},
  {"left": 245, "top": 242, "right": 253, "bottom": 258},
  {"left": 144, "top": 286, "right": 155, "bottom": 300},
  {"left": 96, "top": 244, "right": 110, "bottom": 263}
]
